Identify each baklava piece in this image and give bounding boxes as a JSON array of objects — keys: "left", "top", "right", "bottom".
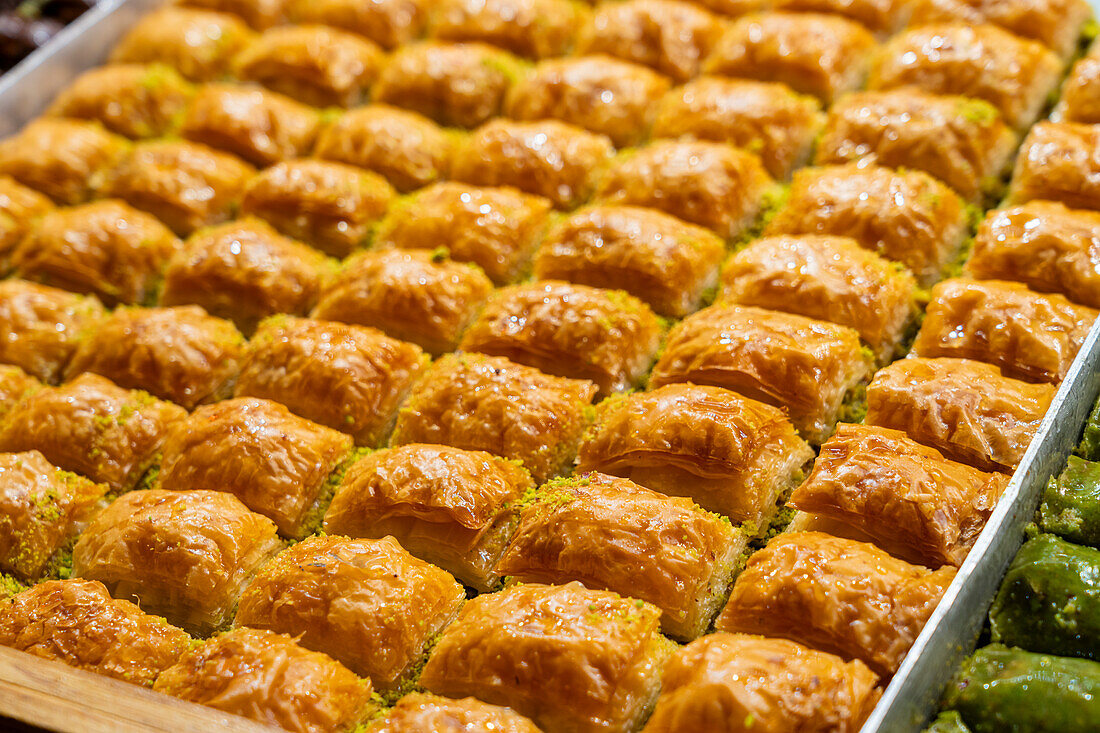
[
  {"left": 1009, "top": 122, "right": 1100, "bottom": 212},
  {"left": 533, "top": 205, "right": 724, "bottom": 319},
  {"left": 158, "top": 397, "right": 352, "bottom": 538},
  {"left": 235, "top": 317, "right": 426, "bottom": 447},
  {"left": 651, "top": 76, "right": 823, "bottom": 180},
  {"left": 0, "top": 373, "right": 186, "bottom": 493},
  {"left": 499, "top": 472, "right": 740, "bottom": 640},
  {"left": 46, "top": 64, "right": 195, "bottom": 139},
  {"left": 391, "top": 353, "right": 596, "bottom": 483},
  {"left": 450, "top": 119, "right": 614, "bottom": 209},
  {"left": 865, "top": 357, "right": 1056, "bottom": 472},
  {"left": 285, "top": 0, "right": 425, "bottom": 49},
  {"left": 374, "top": 41, "right": 525, "bottom": 129},
  {"left": 369, "top": 693, "right": 540, "bottom": 733},
  {"left": 72, "top": 489, "right": 282, "bottom": 635},
  {"left": 773, "top": 0, "right": 907, "bottom": 36},
  {"left": 504, "top": 55, "right": 671, "bottom": 148},
  {"left": 765, "top": 163, "right": 969, "bottom": 287},
  {"left": 315, "top": 105, "right": 455, "bottom": 193},
  {"left": 154, "top": 627, "right": 375, "bottom": 731},
  {"left": 704, "top": 12, "right": 876, "bottom": 104},
  {"left": 577, "top": 0, "right": 722, "bottom": 83},
  {"left": 232, "top": 25, "right": 384, "bottom": 108},
  {"left": 64, "top": 305, "right": 245, "bottom": 410},
  {"left": 240, "top": 159, "right": 395, "bottom": 258},
  {"left": 311, "top": 249, "right": 493, "bottom": 355},
  {"left": 815, "top": 89, "right": 1016, "bottom": 203},
  {"left": 0, "top": 366, "right": 37, "bottom": 420},
  {"left": 576, "top": 383, "right": 813, "bottom": 525},
  {"left": 967, "top": 201, "right": 1100, "bottom": 308},
  {"left": 373, "top": 182, "right": 551, "bottom": 285},
  {"left": 420, "top": 582, "right": 674, "bottom": 733},
  {"left": 0, "top": 280, "right": 105, "bottom": 384},
  {"left": 1055, "top": 51, "right": 1100, "bottom": 124},
  {"left": 460, "top": 281, "right": 663, "bottom": 396},
  {"left": 109, "top": 8, "right": 254, "bottom": 82},
  {"left": 180, "top": 84, "right": 320, "bottom": 168},
  {"left": 324, "top": 443, "right": 532, "bottom": 592},
  {"left": 869, "top": 24, "right": 1061, "bottom": 130},
  {"left": 911, "top": 278, "right": 1097, "bottom": 384},
  {"left": 236, "top": 535, "right": 465, "bottom": 691},
  {"left": 14, "top": 200, "right": 181, "bottom": 307},
  {"left": 721, "top": 235, "right": 918, "bottom": 363},
  {"left": 594, "top": 139, "right": 773, "bottom": 240},
  {"left": 100, "top": 140, "right": 255, "bottom": 236},
  {"left": 0, "top": 177, "right": 52, "bottom": 276},
  {"left": 650, "top": 304, "right": 871, "bottom": 443},
  {"left": 716, "top": 531, "right": 957, "bottom": 676},
  {"left": 160, "top": 218, "right": 333, "bottom": 335},
  {"left": 177, "top": 0, "right": 286, "bottom": 29},
  {"left": 789, "top": 423, "right": 1010, "bottom": 568},
  {"left": 428, "top": 0, "right": 582, "bottom": 60},
  {"left": 0, "top": 579, "right": 191, "bottom": 686},
  {"left": 907, "top": 0, "right": 1090, "bottom": 59},
  {"left": 0, "top": 451, "right": 108, "bottom": 582},
  {"left": 644, "top": 633, "right": 881, "bottom": 733},
  {"left": 0, "top": 119, "right": 126, "bottom": 206}
]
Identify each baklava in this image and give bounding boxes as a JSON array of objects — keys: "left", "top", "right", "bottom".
[
  {"left": 0, "top": 119, "right": 127, "bottom": 206},
  {"left": 1055, "top": 49, "right": 1100, "bottom": 124},
  {"left": 177, "top": 0, "right": 286, "bottom": 29},
  {"left": 907, "top": 0, "right": 1090, "bottom": 59},
  {"left": 0, "top": 366, "right": 37, "bottom": 420},
  {"left": 285, "top": 0, "right": 426, "bottom": 49},
  {"left": 368, "top": 693, "right": 540, "bottom": 733},
  {"left": 773, "top": 0, "right": 908, "bottom": 35},
  {"left": 0, "top": 177, "right": 53, "bottom": 276},
  {"left": 109, "top": 8, "right": 254, "bottom": 82},
  {"left": 1009, "top": 122, "right": 1100, "bottom": 212},
  {"left": 428, "top": 0, "right": 583, "bottom": 60},
  {"left": 0, "top": 279, "right": 105, "bottom": 384}
]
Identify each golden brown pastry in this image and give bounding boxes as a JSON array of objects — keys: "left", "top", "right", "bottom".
[
  {"left": 773, "top": 0, "right": 907, "bottom": 35},
  {"left": 911, "top": 279, "right": 1097, "bottom": 384},
  {"left": 374, "top": 41, "right": 524, "bottom": 129},
  {"left": 0, "top": 119, "right": 126, "bottom": 206},
  {"left": 651, "top": 77, "right": 823, "bottom": 180},
  {"left": 0, "top": 373, "right": 185, "bottom": 493},
  {"left": 643, "top": 633, "right": 880, "bottom": 733},
  {"left": 235, "top": 316, "right": 426, "bottom": 447},
  {"left": 368, "top": 693, "right": 541, "bottom": 733},
  {"left": 650, "top": 304, "right": 871, "bottom": 443},
  {"left": 158, "top": 397, "right": 352, "bottom": 537},
  {"left": 315, "top": 105, "right": 454, "bottom": 193},
  {"left": 815, "top": 89, "right": 1016, "bottom": 203},
  {"left": 691, "top": 0, "right": 763, "bottom": 17},
  {"left": 577, "top": 0, "right": 721, "bottom": 82},
  {"left": 0, "top": 579, "right": 191, "bottom": 686},
  {"left": 1054, "top": 52, "right": 1100, "bottom": 124},
  {"left": 0, "top": 366, "right": 37, "bottom": 421},
  {"left": 721, "top": 235, "right": 917, "bottom": 362},
  {"left": 391, "top": 353, "right": 596, "bottom": 483},
  {"left": 966, "top": 201, "right": 1100, "bottom": 309},
  {"left": 594, "top": 139, "right": 773, "bottom": 240},
  {"left": 865, "top": 357, "right": 1056, "bottom": 472},
  {"left": 285, "top": 0, "right": 425, "bottom": 49},
  {"left": 323, "top": 443, "right": 533, "bottom": 591},
  {"left": 0, "top": 177, "right": 52, "bottom": 276},
  {"left": 72, "top": 489, "right": 282, "bottom": 634},
  {"left": 177, "top": 0, "right": 287, "bottom": 29},
  {"left": 460, "top": 280, "right": 663, "bottom": 396},
  {"left": 311, "top": 249, "right": 492, "bottom": 355},
  {"left": 0, "top": 280, "right": 105, "bottom": 384},
  {"left": 100, "top": 140, "right": 255, "bottom": 236},
  {"left": 109, "top": 8, "right": 254, "bottom": 82},
  {"left": 576, "top": 383, "right": 813, "bottom": 525},
  {"left": 504, "top": 55, "right": 670, "bottom": 148},
  {"left": 498, "top": 472, "right": 740, "bottom": 640},
  {"left": 705, "top": 12, "right": 876, "bottom": 104},
  {"left": 869, "top": 24, "right": 1061, "bottom": 130},
  {"left": 232, "top": 25, "right": 384, "bottom": 108},
  {"left": 789, "top": 423, "right": 1010, "bottom": 568},
  {"left": 765, "top": 163, "right": 969, "bottom": 287},
  {"left": 1009, "top": 122, "right": 1100, "bottom": 212},
  {"left": 429, "top": 0, "right": 582, "bottom": 59},
  {"left": 908, "top": 0, "right": 1090, "bottom": 59},
  {"left": 373, "top": 182, "right": 551, "bottom": 285},
  {"left": 0, "top": 451, "right": 108, "bottom": 581},
  {"left": 240, "top": 159, "right": 395, "bottom": 258},
  {"left": 46, "top": 64, "right": 195, "bottom": 139},
  {"left": 450, "top": 119, "right": 614, "bottom": 209},
  {"left": 715, "top": 532, "right": 957, "bottom": 676},
  {"left": 420, "top": 582, "right": 674, "bottom": 733},
  {"left": 154, "top": 627, "right": 375, "bottom": 732},
  {"left": 236, "top": 535, "right": 465, "bottom": 690},
  {"left": 14, "top": 200, "right": 181, "bottom": 307},
  {"left": 159, "top": 218, "right": 334, "bottom": 335},
  {"left": 533, "top": 205, "right": 724, "bottom": 319},
  {"left": 64, "top": 305, "right": 245, "bottom": 410},
  {"left": 180, "top": 84, "right": 320, "bottom": 168}
]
